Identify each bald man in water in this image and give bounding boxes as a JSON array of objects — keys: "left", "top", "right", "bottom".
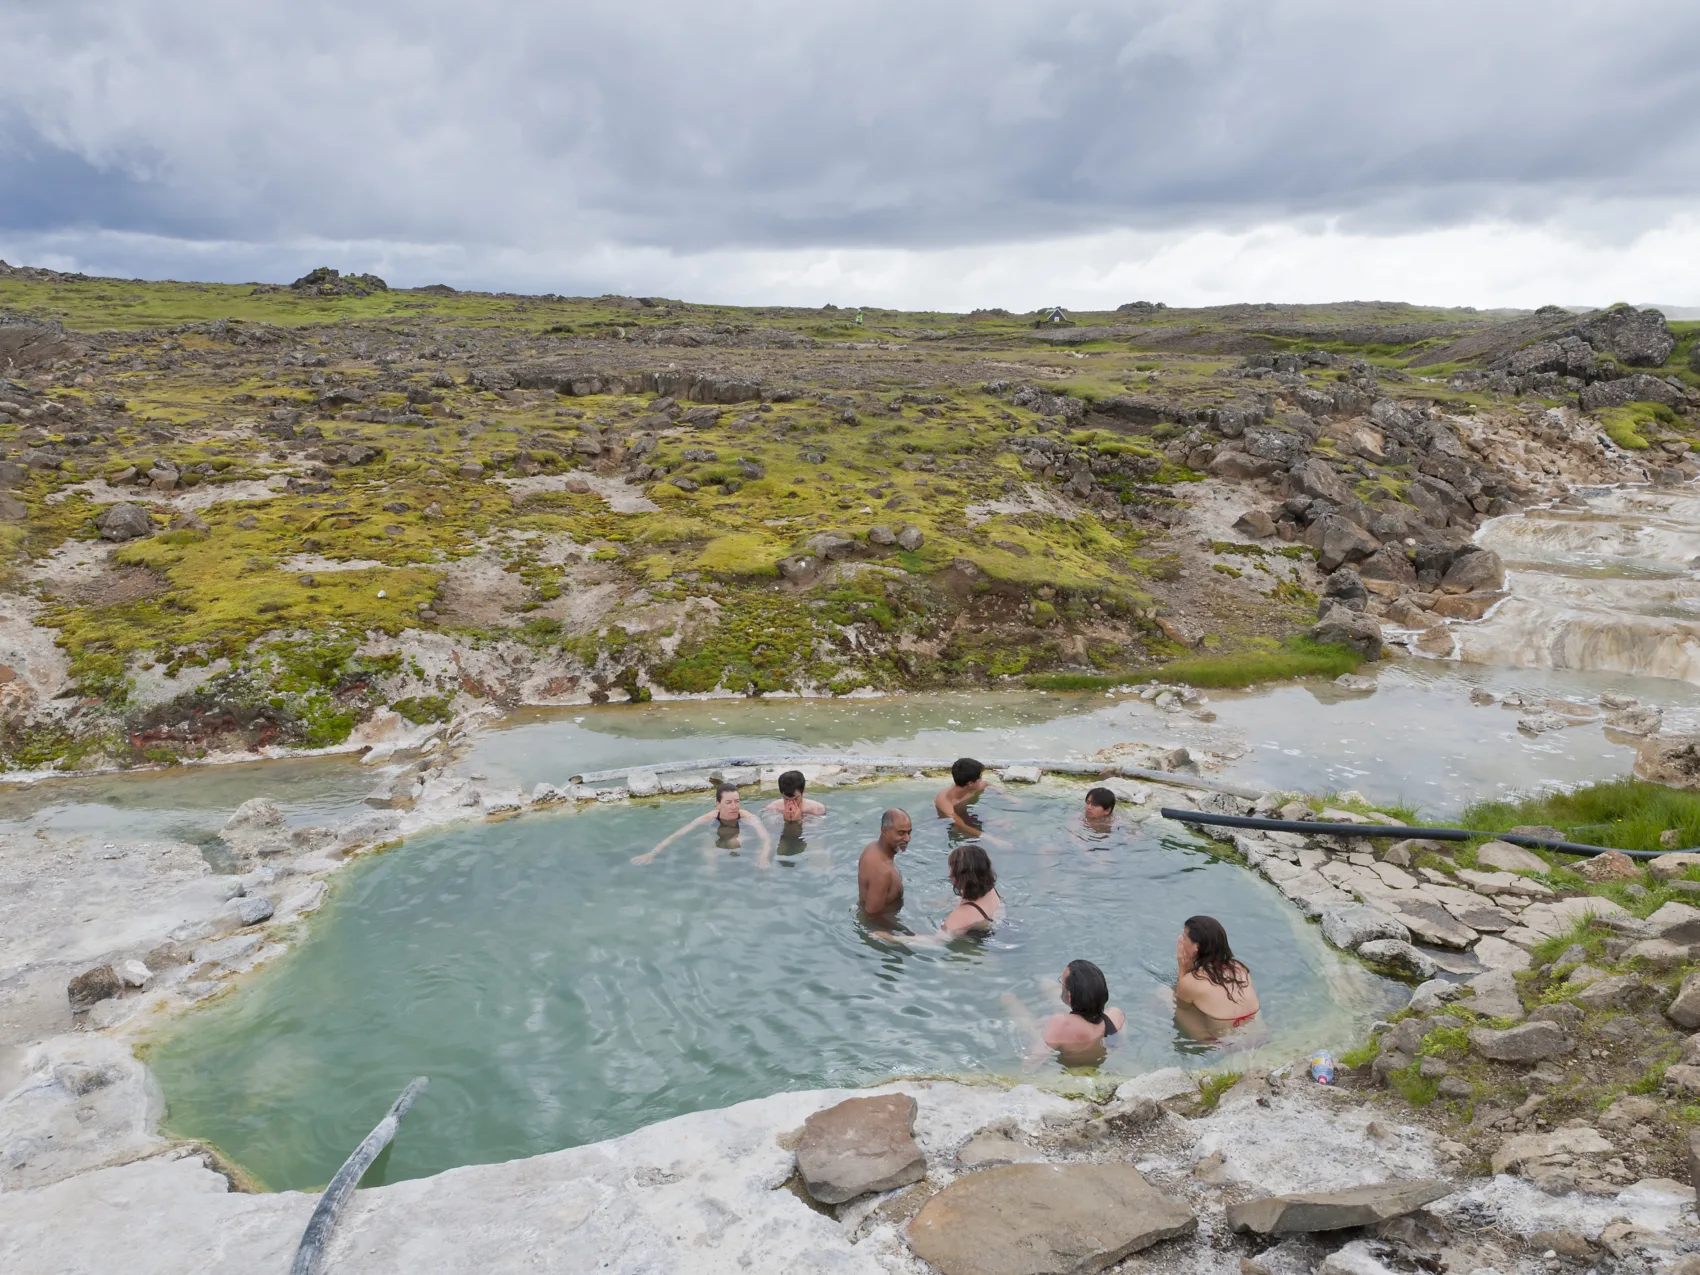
[{"left": 858, "top": 809, "right": 912, "bottom": 919}]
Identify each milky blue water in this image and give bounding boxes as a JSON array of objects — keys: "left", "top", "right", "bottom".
[{"left": 145, "top": 781, "right": 1396, "bottom": 1189}]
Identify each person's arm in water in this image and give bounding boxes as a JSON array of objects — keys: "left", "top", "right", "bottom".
[
  {"left": 935, "top": 787, "right": 984, "bottom": 836},
  {"left": 748, "top": 813, "right": 774, "bottom": 868},
  {"left": 631, "top": 810, "right": 713, "bottom": 864}
]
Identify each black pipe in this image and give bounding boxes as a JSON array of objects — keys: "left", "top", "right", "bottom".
[{"left": 1158, "top": 808, "right": 1665, "bottom": 860}]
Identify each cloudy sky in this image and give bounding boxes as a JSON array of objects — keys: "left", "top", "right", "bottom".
[{"left": 3, "top": 1, "right": 1698, "bottom": 310}]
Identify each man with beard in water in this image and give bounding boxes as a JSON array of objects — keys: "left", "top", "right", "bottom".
[
  {"left": 857, "top": 808, "right": 912, "bottom": 921},
  {"left": 632, "top": 783, "right": 773, "bottom": 866}
]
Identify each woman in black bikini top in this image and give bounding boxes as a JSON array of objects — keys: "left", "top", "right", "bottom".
[
  {"left": 1041, "top": 959, "right": 1127, "bottom": 1051},
  {"left": 944, "top": 844, "right": 1001, "bottom": 935}
]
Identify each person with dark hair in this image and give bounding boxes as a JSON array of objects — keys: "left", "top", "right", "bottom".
[
  {"left": 1041, "top": 959, "right": 1126, "bottom": 1052},
  {"left": 935, "top": 757, "right": 991, "bottom": 835},
  {"left": 764, "top": 769, "right": 827, "bottom": 823},
  {"left": 1173, "top": 915, "right": 1259, "bottom": 1026},
  {"left": 857, "top": 808, "right": 912, "bottom": 919},
  {"left": 632, "top": 782, "right": 773, "bottom": 866},
  {"left": 1083, "top": 787, "right": 1116, "bottom": 830},
  {"left": 875, "top": 843, "right": 1002, "bottom": 946}
]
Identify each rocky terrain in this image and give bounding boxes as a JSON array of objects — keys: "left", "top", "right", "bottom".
[{"left": 0, "top": 264, "right": 1696, "bottom": 775}]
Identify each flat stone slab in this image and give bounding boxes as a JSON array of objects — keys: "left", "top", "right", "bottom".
[
  {"left": 1475, "top": 840, "right": 1550, "bottom": 874},
  {"left": 1226, "top": 1179, "right": 1452, "bottom": 1235},
  {"left": 1470, "top": 1020, "right": 1572, "bottom": 1062},
  {"left": 1394, "top": 900, "right": 1478, "bottom": 949},
  {"left": 907, "top": 1163, "right": 1196, "bottom": 1275},
  {"left": 957, "top": 1131, "right": 1046, "bottom": 1167},
  {"left": 796, "top": 1093, "right": 926, "bottom": 1204}
]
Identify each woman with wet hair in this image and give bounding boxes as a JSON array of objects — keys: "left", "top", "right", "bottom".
[
  {"left": 941, "top": 844, "right": 1001, "bottom": 936},
  {"left": 1173, "top": 915, "right": 1259, "bottom": 1026},
  {"left": 1040, "top": 958, "right": 1126, "bottom": 1052},
  {"left": 875, "top": 844, "right": 1001, "bottom": 946}
]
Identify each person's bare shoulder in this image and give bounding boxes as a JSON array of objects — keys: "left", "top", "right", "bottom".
[{"left": 804, "top": 798, "right": 827, "bottom": 815}]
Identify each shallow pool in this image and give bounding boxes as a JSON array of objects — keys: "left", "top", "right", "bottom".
[{"left": 147, "top": 781, "right": 1398, "bottom": 1190}]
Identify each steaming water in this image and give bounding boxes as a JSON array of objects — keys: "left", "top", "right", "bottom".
[
  {"left": 1457, "top": 488, "right": 1700, "bottom": 682},
  {"left": 144, "top": 783, "right": 1396, "bottom": 1190}
]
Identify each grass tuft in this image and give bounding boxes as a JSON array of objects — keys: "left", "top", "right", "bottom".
[{"left": 1462, "top": 778, "right": 1700, "bottom": 855}]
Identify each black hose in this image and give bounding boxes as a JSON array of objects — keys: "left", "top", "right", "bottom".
[
  {"left": 1158, "top": 808, "right": 1666, "bottom": 860},
  {"left": 291, "top": 1077, "right": 428, "bottom": 1275}
]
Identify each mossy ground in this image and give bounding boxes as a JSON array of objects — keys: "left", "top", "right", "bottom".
[{"left": 0, "top": 274, "right": 1599, "bottom": 768}]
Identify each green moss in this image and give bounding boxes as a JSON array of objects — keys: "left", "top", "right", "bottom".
[
  {"left": 391, "top": 695, "right": 454, "bottom": 725},
  {"left": 1339, "top": 1040, "right": 1379, "bottom": 1069},
  {"left": 1387, "top": 1062, "right": 1440, "bottom": 1106},
  {"left": 1148, "top": 637, "right": 1360, "bottom": 688},
  {"left": 694, "top": 533, "right": 783, "bottom": 577}
]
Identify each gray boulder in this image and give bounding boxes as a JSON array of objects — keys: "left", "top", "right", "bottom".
[
  {"left": 1232, "top": 509, "right": 1277, "bottom": 539},
  {"left": 225, "top": 895, "right": 274, "bottom": 927},
  {"left": 1312, "top": 605, "right": 1383, "bottom": 660},
  {"left": 1355, "top": 939, "right": 1439, "bottom": 979},
  {"left": 1506, "top": 336, "right": 1596, "bottom": 380},
  {"left": 1581, "top": 373, "right": 1688, "bottom": 412},
  {"left": 95, "top": 501, "right": 154, "bottom": 542},
  {"left": 1573, "top": 305, "right": 1676, "bottom": 366},
  {"left": 907, "top": 1163, "right": 1196, "bottom": 1275},
  {"left": 225, "top": 797, "right": 284, "bottom": 832},
  {"left": 1306, "top": 514, "right": 1380, "bottom": 572},
  {"left": 796, "top": 1094, "right": 926, "bottom": 1205},
  {"left": 1470, "top": 1021, "right": 1572, "bottom": 1062},
  {"left": 1668, "top": 971, "right": 1700, "bottom": 1028},
  {"left": 1358, "top": 545, "right": 1417, "bottom": 584},
  {"left": 1321, "top": 904, "right": 1410, "bottom": 951},
  {"left": 895, "top": 525, "right": 924, "bottom": 552},
  {"left": 806, "top": 531, "right": 856, "bottom": 561},
  {"left": 1439, "top": 549, "right": 1504, "bottom": 594},
  {"left": 1226, "top": 1179, "right": 1452, "bottom": 1235},
  {"left": 1573, "top": 974, "right": 1645, "bottom": 1011},
  {"left": 1286, "top": 458, "right": 1356, "bottom": 507},
  {"left": 867, "top": 524, "right": 896, "bottom": 546}
]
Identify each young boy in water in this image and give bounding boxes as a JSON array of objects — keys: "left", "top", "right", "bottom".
[
  {"left": 1083, "top": 786, "right": 1116, "bottom": 830},
  {"left": 935, "top": 757, "right": 991, "bottom": 835},
  {"left": 764, "top": 770, "right": 827, "bottom": 824}
]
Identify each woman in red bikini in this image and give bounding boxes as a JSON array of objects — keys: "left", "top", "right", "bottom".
[{"left": 1173, "top": 915, "right": 1259, "bottom": 1029}]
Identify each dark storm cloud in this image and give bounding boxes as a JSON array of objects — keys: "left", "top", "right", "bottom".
[{"left": 4, "top": 0, "right": 1699, "bottom": 262}]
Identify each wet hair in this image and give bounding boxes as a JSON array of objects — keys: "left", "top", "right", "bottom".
[
  {"left": 1183, "top": 916, "right": 1250, "bottom": 1000},
  {"left": 951, "top": 757, "right": 985, "bottom": 787},
  {"left": 1085, "top": 786, "right": 1116, "bottom": 812},
  {"left": 948, "top": 844, "right": 997, "bottom": 901},
  {"left": 1063, "top": 959, "right": 1110, "bottom": 1024},
  {"left": 715, "top": 782, "right": 740, "bottom": 801},
  {"left": 777, "top": 770, "right": 806, "bottom": 798},
  {"left": 880, "top": 808, "right": 910, "bottom": 832}
]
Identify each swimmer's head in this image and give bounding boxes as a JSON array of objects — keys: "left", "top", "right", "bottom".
[
  {"left": 879, "top": 807, "right": 912, "bottom": 851},
  {"left": 715, "top": 783, "right": 741, "bottom": 820},
  {"left": 1084, "top": 787, "right": 1116, "bottom": 818},
  {"left": 777, "top": 770, "right": 807, "bottom": 820},
  {"left": 951, "top": 757, "right": 986, "bottom": 790},
  {"left": 948, "top": 843, "right": 996, "bottom": 900},
  {"left": 1061, "top": 959, "right": 1110, "bottom": 1024}
]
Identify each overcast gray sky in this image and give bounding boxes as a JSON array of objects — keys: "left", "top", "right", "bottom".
[{"left": 3, "top": 0, "right": 1698, "bottom": 309}]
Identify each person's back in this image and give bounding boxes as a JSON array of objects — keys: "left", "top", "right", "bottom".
[
  {"left": 941, "top": 843, "right": 1001, "bottom": 936},
  {"left": 1041, "top": 960, "right": 1125, "bottom": 1054},
  {"left": 1174, "top": 915, "right": 1259, "bottom": 1025}
]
